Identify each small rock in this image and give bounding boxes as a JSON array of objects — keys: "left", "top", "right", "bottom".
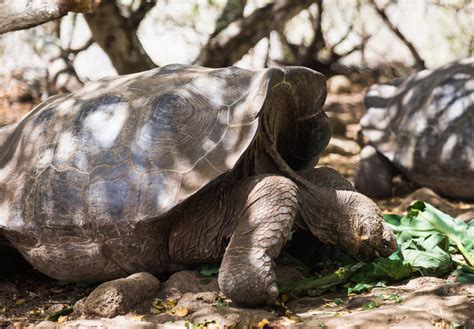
[
  {"left": 327, "top": 75, "right": 352, "bottom": 94},
  {"left": 398, "top": 188, "right": 459, "bottom": 216},
  {"left": 81, "top": 272, "right": 160, "bottom": 318},
  {"left": 33, "top": 321, "right": 60, "bottom": 328},
  {"left": 456, "top": 210, "right": 474, "bottom": 223},
  {"left": 405, "top": 277, "right": 447, "bottom": 290},
  {"left": 72, "top": 297, "right": 86, "bottom": 318},
  {"left": 325, "top": 137, "right": 360, "bottom": 156},
  {"left": 46, "top": 304, "right": 68, "bottom": 314},
  {"left": 172, "top": 305, "right": 189, "bottom": 317},
  {"left": 158, "top": 270, "right": 219, "bottom": 300},
  {"left": 173, "top": 292, "right": 220, "bottom": 313},
  {"left": 347, "top": 297, "right": 375, "bottom": 310},
  {"left": 11, "top": 322, "right": 28, "bottom": 329}
]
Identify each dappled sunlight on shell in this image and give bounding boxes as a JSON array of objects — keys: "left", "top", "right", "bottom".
[{"left": 83, "top": 101, "right": 129, "bottom": 148}]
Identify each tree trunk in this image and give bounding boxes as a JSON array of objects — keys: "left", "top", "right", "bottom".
[
  {"left": 84, "top": 0, "right": 155, "bottom": 75},
  {"left": 0, "top": 0, "right": 98, "bottom": 35},
  {"left": 197, "top": 0, "right": 314, "bottom": 68},
  {"left": 295, "top": 0, "right": 324, "bottom": 66}
]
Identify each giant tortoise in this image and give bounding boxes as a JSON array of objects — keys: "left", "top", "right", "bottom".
[
  {"left": 0, "top": 64, "right": 395, "bottom": 306},
  {"left": 354, "top": 58, "right": 474, "bottom": 200}
]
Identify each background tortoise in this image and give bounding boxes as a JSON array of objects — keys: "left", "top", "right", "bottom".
[
  {"left": 0, "top": 64, "right": 395, "bottom": 306},
  {"left": 355, "top": 58, "right": 474, "bottom": 200}
]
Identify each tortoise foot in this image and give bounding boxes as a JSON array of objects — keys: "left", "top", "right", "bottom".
[
  {"left": 218, "top": 175, "right": 298, "bottom": 306},
  {"left": 218, "top": 247, "right": 278, "bottom": 306}
]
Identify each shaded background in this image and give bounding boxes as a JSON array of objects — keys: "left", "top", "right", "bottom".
[{"left": 0, "top": 0, "right": 472, "bottom": 97}]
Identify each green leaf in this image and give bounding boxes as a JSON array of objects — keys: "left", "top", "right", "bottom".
[
  {"left": 347, "top": 282, "right": 382, "bottom": 294},
  {"left": 383, "top": 293, "right": 403, "bottom": 303},
  {"left": 383, "top": 214, "right": 403, "bottom": 225},
  {"left": 386, "top": 202, "right": 473, "bottom": 267},
  {"left": 280, "top": 263, "right": 365, "bottom": 297},
  {"left": 45, "top": 306, "right": 73, "bottom": 322},
  {"left": 350, "top": 250, "right": 413, "bottom": 283},
  {"left": 198, "top": 264, "right": 219, "bottom": 277},
  {"left": 415, "top": 202, "right": 474, "bottom": 266},
  {"left": 362, "top": 300, "right": 380, "bottom": 310},
  {"left": 451, "top": 265, "right": 474, "bottom": 283},
  {"left": 402, "top": 247, "right": 453, "bottom": 275},
  {"left": 286, "top": 203, "right": 473, "bottom": 300}
]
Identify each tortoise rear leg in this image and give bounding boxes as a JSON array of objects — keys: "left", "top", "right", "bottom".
[
  {"left": 218, "top": 175, "right": 298, "bottom": 306},
  {"left": 354, "top": 145, "right": 396, "bottom": 198}
]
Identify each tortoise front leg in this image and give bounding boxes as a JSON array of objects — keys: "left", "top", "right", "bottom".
[{"left": 218, "top": 175, "right": 298, "bottom": 306}]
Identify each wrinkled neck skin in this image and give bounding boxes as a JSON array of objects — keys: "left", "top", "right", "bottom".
[
  {"left": 291, "top": 160, "right": 394, "bottom": 259},
  {"left": 260, "top": 122, "right": 396, "bottom": 260},
  {"left": 297, "top": 180, "right": 394, "bottom": 259}
]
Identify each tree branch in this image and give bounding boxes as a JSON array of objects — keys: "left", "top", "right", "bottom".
[
  {"left": 130, "top": 0, "right": 157, "bottom": 30},
  {"left": 84, "top": 0, "right": 155, "bottom": 74},
  {"left": 370, "top": 0, "right": 425, "bottom": 69},
  {"left": 330, "top": 22, "right": 354, "bottom": 50},
  {"left": 0, "top": 0, "right": 99, "bottom": 35},
  {"left": 69, "top": 38, "right": 94, "bottom": 54},
  {"left": 295, "top": 0, "right": 324, "bottom": 66},
  {"left": 196, "top": 0, "right": 314, "bottom": 68},
  {"left": 211, "top": 0, "right": 247, "bottom": 38}
]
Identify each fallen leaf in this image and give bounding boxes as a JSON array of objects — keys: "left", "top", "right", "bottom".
[
  {"left": 57, "top": 315, "right": 68, "bottom": 324},
  {"left": 152, "top": 298, "right": 177, "bottom": 312},
  {"left": 258, "top": 318, "right": 269, "bottom": 328},
  {"left": 15, "top": 299, "right": 26, "bottom": 305},
  {"left": 130, "top": 315, "right": 145, "bottom": 321},
  {"left": 173, "top": 306, "right": 189, "bottom": 317}
]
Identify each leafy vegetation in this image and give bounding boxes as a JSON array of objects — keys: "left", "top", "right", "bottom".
[
  {"left": 282, "top": 201, "right": 474, "bottom": 297},
  {"left": 198, "top": 264, "right": 220, "bottom": 277}
]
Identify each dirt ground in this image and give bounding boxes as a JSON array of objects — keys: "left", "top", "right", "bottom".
[{"left": 0, "top": 77, "right": 473, "bottom": 328}]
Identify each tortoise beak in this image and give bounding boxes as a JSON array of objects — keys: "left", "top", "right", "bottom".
[{"left": 379, "top": 223, "right": 398, "bottom": 257}]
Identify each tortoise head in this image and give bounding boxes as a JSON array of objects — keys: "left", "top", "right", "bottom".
[{"left": 268, "top": 67, "right": 330, "bottom": 170}]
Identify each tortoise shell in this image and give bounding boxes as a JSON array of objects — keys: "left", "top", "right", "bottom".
[
  {"left": 0, "top": 64, "right": 329, "bottom": 280},
  {"left": 361, "top": 58, "right": 474, "bottom": 199}
]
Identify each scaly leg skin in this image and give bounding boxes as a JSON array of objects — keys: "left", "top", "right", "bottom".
[
  {"left": 218, "top": 175, "right": 298, "bottom": 306},
  {"left": 298, "top": 166, "right": 397, "bottom": 260}
]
